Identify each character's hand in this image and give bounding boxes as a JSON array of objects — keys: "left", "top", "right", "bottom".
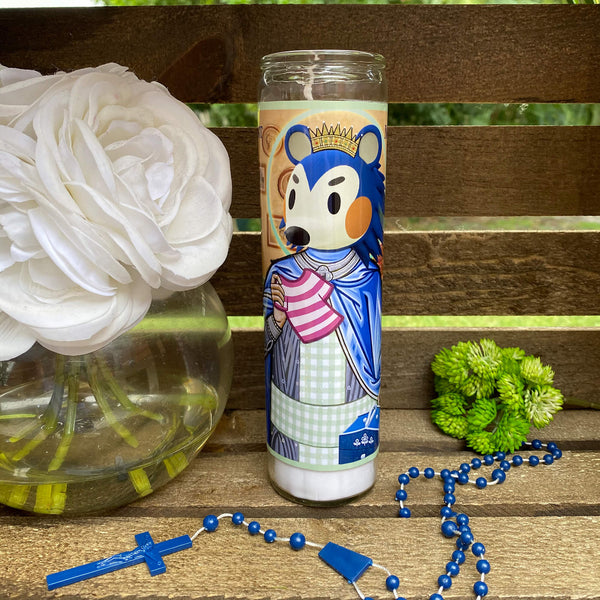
[{"left": 271, "top": 274, "right": 287, "bottom": 329}]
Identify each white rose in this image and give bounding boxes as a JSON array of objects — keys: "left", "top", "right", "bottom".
[{"left": 0, "top": 63, "right": 232, "bottom": 359}]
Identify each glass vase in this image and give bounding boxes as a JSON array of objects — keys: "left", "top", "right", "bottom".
[{"left": 0, "top": 283, "right": 232, "bottom": 515}]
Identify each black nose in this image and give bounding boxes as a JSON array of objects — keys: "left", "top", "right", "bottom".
[{"left": 285, "top": 226, "right": 310, "bottom": 247}]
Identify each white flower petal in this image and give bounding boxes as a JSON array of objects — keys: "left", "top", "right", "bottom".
[
  {"left": 28, "top": 207, "right": 115, "bottom": 296},
  {"left": 166, "top": 177, "right": 224, "bottom": 244},
  {"left": 0, "top": 311, "right": 35, "bottom": 360},
  {"left": 0, "top": 64, "right": 232, "bottom": 355},
  {"left": 159, "top": 215, "right": 232, "bottom": 290}
]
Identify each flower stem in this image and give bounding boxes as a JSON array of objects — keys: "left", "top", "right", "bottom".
[
  {"left": 8, "top": 354, "right": 65, "bottom": 445},
  {"left": 10, "top": 355, "right": 66, "bottom": 461},
  {"left": 563, "top": 396, "right": 600, "bottom": 410},
  {"left": 86, "top": 356, "right": 139, "bottom": 448},
  {"left": 93, "top": 355, "right": 164, "bottom": 423},
  {"left": 48, "top": 360, "right": 80, "bottom": 472}
]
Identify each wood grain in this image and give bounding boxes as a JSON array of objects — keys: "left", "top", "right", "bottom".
[
  {"left": 204, "top": 410, "right": 600, "bottom": 455},
  {"left": 220, "top": 126, "right": 600, "bottom": 219},
  {"left": 1, "top": 6, "right": 599, "bottom": 103},
  {"left": 1, "top": 408, "right": 598, "bottom": 597},
  {"left": 227, "top": 329, "right": 600, "bottom": 411},
  {"left": 212, "top": 230, "right": 600, "bottom": 316},
  {"left": 1, "top": 515, "right": 599, "bottom": 599}
]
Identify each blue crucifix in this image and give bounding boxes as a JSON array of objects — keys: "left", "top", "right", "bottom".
[{"left": 46, "top": 531, "right": 192, "bottom": 590}]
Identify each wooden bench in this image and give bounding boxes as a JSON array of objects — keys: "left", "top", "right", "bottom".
[{"left": 1, "top": 4, "right": 599, "bottom": 599}]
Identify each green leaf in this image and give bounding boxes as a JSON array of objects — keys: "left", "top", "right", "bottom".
[
  {"left": 466, "top": 397, "right": 497, "bottom": 430},
  {"left": 434, "top": 375, "right": 459, "bottom": 396},
  {"left": 496, "top": 373, "right": 525, "bottom": 410},
  {"left": 431, "top": 410, "right": 469, "bottom": 440},
  {"left": 465, "top": 431, "right": 496, "bottom": 455},
  {"left": 524, "top": 386, "right": 564, "bottom": 428},
  {"left": 431, "top": 393, "right": 467, "bottom": 416},
  {"left": 467, "top": 338, "right": 502, "bottom": 380},
  {"left": 520, "top": 356, "right": 555, "bottom": 386}
]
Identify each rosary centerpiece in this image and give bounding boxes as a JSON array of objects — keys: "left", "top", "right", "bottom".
[{"left": 0, "top": 64, "right": 233, "bottom": 514}]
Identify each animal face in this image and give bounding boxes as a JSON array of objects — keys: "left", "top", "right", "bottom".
[
  {"left": 284, "top": 163, "right": 372, "bottom": 249},
  {"left": 283, "top": 124, "right": 384, "bottom": 253}
]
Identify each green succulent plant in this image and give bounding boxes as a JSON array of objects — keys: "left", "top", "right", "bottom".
[{"left": 430, "top": 339, "right": 563, "bottom": 454}]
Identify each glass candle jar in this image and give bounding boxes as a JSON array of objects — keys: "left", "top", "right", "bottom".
[{"left": 258, "top": 50, "right": 387, "bottom": 505}]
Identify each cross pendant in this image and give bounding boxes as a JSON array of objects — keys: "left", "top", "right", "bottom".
[{"left": 46, "top": 531, "right": 193, "bottom": 590}]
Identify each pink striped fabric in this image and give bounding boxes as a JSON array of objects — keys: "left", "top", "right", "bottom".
[{"left": 276, "top": 269, "right": 343, "bottom": 343}]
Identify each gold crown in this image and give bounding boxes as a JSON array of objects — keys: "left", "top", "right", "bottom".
[{"left": 310, "top": 123, "right": 358, "bottom": 157}]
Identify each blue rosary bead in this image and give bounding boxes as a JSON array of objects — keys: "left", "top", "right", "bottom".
[
  {"left": 440, "top": 468, "right": 451, "bottom": 480},
  {"left": 452, "top": 550, "right": 466, "bottom": 564},
  {"left": 441, "top": 521, "right": 458, "bottom": 538},
  {"left": 552, "top": 448, "right": 563, "bottom": 459},
  {"left": 477, "top": 559, "right": 491, "bottom": 574},
  {"left": 472, "top": 542, "right": 486, "bottom": 556},
  {"left": 460, "top": 530, "right": 474, "bottom": 546},
  {"left": 495, "top": 451, "right": 506, "bottom": 461},
  {"left": 457, "top": 472, "right": 470, "bottom": 485},
  {"left": 430, "top": 594, "right": 444, "bottom": 600},
  {"left": 491, "top": 469, "right": 506, "bottom": 483},
  {"left": 459, "top": 462, "right": 471, "bottom": 473},
  {"left": 289, "top": 532, "right": 306, "bottom": 550},
  {"left": 475, "top": 477, "right": 487, "bottom": 489},
  {"left": 444, "top": 492, "right": 456, "bottom": 505},
  {"left": 398, "top": 473, "right": 410, "bottom": 485},
  {"left": 512, "top": 455, "right": 524, "bottom": 467},
  {"left": 529, "top": 455, "right": 540, "bottom": 466},
  {"left": 456, "top": 538, "right": 470, "bottom": 551},
  {"left": 443, "top": 480, "right": 455, "bottom": 493},
  {"left": 440, "top": 506, "right": 455, "bottom": 518},
  {"left": 547, "top": 441, "right": 558, "bottom": 452},
  {"left": 396, "top": 489, "right": 408, "bottom": 501},
  {"left": 471, "top": 457, "right": 482, "bottom": 469},
  {"left": 483, "top": 455, "right": 495, "bottom": 466},
  {"left": 202, "top": 515, "right": 219, "bottom": 532},
  {"left": 499, "top": 460, "right": 511, "bottom": 471},
  {"left": 543, "top": 454, "right": 554, "bottom": 465},
  {"left": 264, "top": 529, "right": 277, "bottom": 543},
  {"left": 385, "top": 575, "right": 400, "bottom": 591},
  {"left": 438, "top": 574, "right": 452, "bottom": 589},
  {"left": 446, "top": 561, "right": 460, "bottom": 576},
  {"left": 231, "top": 512, "right": 245, "bottom": 525},
  {"left": 424, "top": 467, "right": 436, "bottom": 479},
  {"left": 474, "top": 580, "right": 489, "bottom": 596},
  {"left": 247, "top": 521, "right": 261, "bottom": 535},
  {"left": 456, "top": 513, "right": 469, "bottom": 526},
  {"left": 399, "top": 507, "right": 411, "bottom": 518},
  {"left": 408, "top": 467, "right": 420, "bottom": 478},
  {"left": 532, "top": 439, "right": 543, "bottom": 449}
]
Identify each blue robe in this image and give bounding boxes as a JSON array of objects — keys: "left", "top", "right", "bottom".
[{"left": 264, "top": 247, "right": 381, "bottom": 455}]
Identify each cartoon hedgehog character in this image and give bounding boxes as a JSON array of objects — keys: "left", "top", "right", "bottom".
[{"left": 264, "top": 122, "right": 384, "bottom": 469}]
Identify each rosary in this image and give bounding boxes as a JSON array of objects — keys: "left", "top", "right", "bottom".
[{"left": 46, "top": 439, "right": 562, "bottom": 599}]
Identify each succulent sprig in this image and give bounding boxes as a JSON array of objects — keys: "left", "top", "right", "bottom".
[{"left": 430, "top": 339, "right": 563, "bottom": 453}]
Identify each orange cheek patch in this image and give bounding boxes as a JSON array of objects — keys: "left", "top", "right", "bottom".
[{"left": 345, "top": 196, "right": 372, "bottom": 240}]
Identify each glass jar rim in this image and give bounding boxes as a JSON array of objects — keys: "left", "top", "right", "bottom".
[{"left": 261, "top": 49, "right": 385, "bottom": 69}]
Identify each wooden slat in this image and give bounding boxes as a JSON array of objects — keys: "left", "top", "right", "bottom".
[
  {"left": 1, "top": 6, "right": 599, "bottom": 103},
  {"left": 204, "top": 409, "right": 600, "bottom": 457},
  {"left": 2, "top": 514, "right": 599, "bottom": 599},
  {"left": 220, "top": 126, "right": 600, "bottom": 218},
  {"left": 227, "top": 328, "right": 600, "bottom": 411},
  {"left": 0, "top": 411, "right": 598, "bottom": 518},
  {"left": 212, "top": 230, "right": 600, "bottom": 317}
]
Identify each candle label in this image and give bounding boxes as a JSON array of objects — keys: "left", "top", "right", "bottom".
[{"left": 260, "top": 101, "right": 386, "bottom": 471}]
